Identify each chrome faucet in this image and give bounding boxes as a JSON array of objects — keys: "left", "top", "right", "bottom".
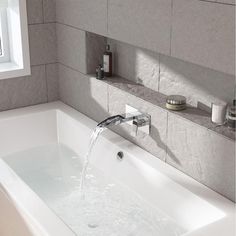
[
  {"left": 97, "top": 112, "right": 151, "bottom": 137},
  {"left": 131, "top": 113, "right": 151, "bottom": 136}
]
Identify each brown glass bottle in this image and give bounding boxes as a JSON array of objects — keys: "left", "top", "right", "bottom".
[{"left": 103, "top": 45, "right": 112, "bottom": 77}]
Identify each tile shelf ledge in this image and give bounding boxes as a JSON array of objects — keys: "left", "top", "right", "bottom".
[{"left": 89, "top": 74, "right": 235, "bottom": 141}]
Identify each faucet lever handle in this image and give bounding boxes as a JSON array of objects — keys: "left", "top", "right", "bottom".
[
  {"left": 131, "top": 121, "right": 138, "bottom": 137},
  {"left": 131, "top": 114, "right": 151, "bottom": 137},
  {"left": 131, "top": 115, "right": 150, "bottom": 137}
]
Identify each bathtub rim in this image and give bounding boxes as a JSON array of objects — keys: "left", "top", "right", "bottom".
[{"left": 0, "top": 101, "right": 235, "bottom": 236}]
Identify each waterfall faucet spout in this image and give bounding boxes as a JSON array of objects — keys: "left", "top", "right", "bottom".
[
  {"left": 97, "top": 115, "right": 127, "bottom": 128},
  {"left": 97, "top": 112, "right": 151, "bottom": 136}
]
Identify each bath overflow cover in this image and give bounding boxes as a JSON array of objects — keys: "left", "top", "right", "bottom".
[{"left": 117, "top": 151, "right": 124, "bottom": 161}]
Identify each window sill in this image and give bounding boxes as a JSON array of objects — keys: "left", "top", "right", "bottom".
[{"left": 0, "top": 62, "right": 31, "bottom": 80}]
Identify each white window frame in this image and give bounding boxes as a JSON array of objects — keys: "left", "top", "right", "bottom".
[
  {"left": 0, "top": 0, "right": 31, "bottom": 80},
  {"left": 0, "top": 7, "right": 10, "bottom": 63}
]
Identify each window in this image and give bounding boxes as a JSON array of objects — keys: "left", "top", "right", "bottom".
[
  {"left": 0, "top": 37, "right": 2, "bottom": 56},
  {"left": 0, "top": 7, "right": 10, "bottom": 63},
  {"left": 0, "top": 0, "right": 31, "bottom": 80},
  {"left": 0, "top": 34, "right": 2, "bottom": 56}
]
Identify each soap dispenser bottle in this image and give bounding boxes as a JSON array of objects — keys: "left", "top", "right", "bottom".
[{"left": 103, "top": 44, "right": 112, "bottom": 77}]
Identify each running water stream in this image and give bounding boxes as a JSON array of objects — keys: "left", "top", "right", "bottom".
[
  {"left": 79, "top": 115, "right": 125, "bottom": 196},
  {"left": 79, "top": 126, "right": 106, "bottom": 196}
]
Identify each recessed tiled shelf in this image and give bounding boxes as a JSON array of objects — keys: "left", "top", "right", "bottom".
[{"left": 90, "top": 75, "right": 235, "bottom": 141}]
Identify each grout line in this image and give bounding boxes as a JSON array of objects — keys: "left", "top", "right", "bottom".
[
  {"left": 28, "top": 22, "right": 56, "bottom": 26},
  {"left": 44, "top": 64, "right": 49, "bottom": 103},
  {"left": 106, "top": 0, "right": 109, "bottom": 35},
  {"left": 198, "top": 0, "right": 235, "bottom": 6},
  {"left": 58, "top": 62, "right": 87, "bottom": 76},
  {"left": 56, "top": 21, "right": 105, "bottom": 37},
  {"left": 165, "top": 112, "right": 169, "bottom": 163},
  {"left": 56, "top": 22, "right": 85, "bottom": 32},
  {"left": 107, "top": 84, "right": 110, "bottom": 113},
  {"left": 32, "top": 62, "right": 58, "bottom": 67},
  {"left": 169, "top": 0, "right": 173, "bottom": 56},
  {"left": 42, "top": 0, "right": 45, "bottom": 23},
  {"left": 157, "top": 54, "right": 161, "bottom": 92}
]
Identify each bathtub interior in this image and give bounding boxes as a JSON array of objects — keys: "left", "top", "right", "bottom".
[{"left": 0, "top": 105, "right": 228, "bottom": 235}]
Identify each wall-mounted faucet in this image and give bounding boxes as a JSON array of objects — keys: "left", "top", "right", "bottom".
[
  {"left": 131, "top": 113, "right": 150, "bottom": 136},
  {"left": 97, "top": 105, "right": 151, "bottom": 137}
]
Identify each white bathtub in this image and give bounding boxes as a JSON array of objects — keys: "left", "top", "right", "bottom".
[{"left": 0, "top": 102, "right": 234, "bottom": 236}]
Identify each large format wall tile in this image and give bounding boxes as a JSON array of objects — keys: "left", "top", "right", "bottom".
[
  {"left": 43, "top": 0, "right": 56, "bottom": 23},
  {"left": 167, "top": 113, "right": 235, "bottom": 201},
  {"left": 29, "top": 23, "right": 57, "bottom": 66},
  {"left": 59, "top": 64, "right": 108, "bottom": 121},
  {"left": 0, "top": 66, "right": 47, "bottom": 111},
  {"left": 108, "top": 0, "right": 172, "bottom": 55},
  {"left": 108, "top": 39, "right": 160, "bottom": 91},
  {"left": 172, "top": 0, "right": 235, "bottom": 75},
  {"left": 86, "top": 32, "right": 106, "bottom": 74},
  {"left": 57, "top": 24, "right": 87, "bottom": 73},
  {"left": 27, "top": 0, "right": 43, "bottom": 24},
  {"left": 56, "top": 0, "right": 107, "bottom": 36},
  {"left": 159, "top": 55, "right": 235, "bottom": 112},
  {"left": 108, "top": 85, "right": 168, "bottom": 161},
  {"left": 57, "top": 24, "right": 106, "bottom": 74},
  {"left": 46, "top": 63, "right": 59, "bottom": 102}
]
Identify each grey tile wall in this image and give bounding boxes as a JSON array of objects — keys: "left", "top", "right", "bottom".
[
  {"left": 0, "top": 66, "right": 47, "bottom": 111},
  {"left": 46, "top": 63, "right": 59, "bottom": 102},
  {"left": 55, "top": 0, "right": 235, "bottom": 75},
  {"left": 29, "top": 23, "right": 57, "bottom": 66},
  {"left": 27, "top": 0, "right": 43, "bottom": 24},
  {"left": 108, "top": 39, "right": 235, "bottom": 112},
  {"left": 108, "top": 85, "right": 168, "bottom": 161},
  {"left": 43, "top": 0, "right": 56, "bottom": 23},
  {"left": 171, "top": 0, "right": 235, "bottom": 75},
  {"left": 55, "top": 0, "right": 235, "bottom": 76},
  {"left": 216, "top": 0, "right": 235, "bottom": 5},
  {"left": 167, "top": 113, "right": 235, "bottom": 201},
  {"left": 59, "top": 64, "right": 109, "bottom": 121},
  {"left": 86, "top": 32, "right": 107, "bottom": 74},
  {"left": 108, "top": 0, "right": 172, "bottom": 55},
  {"left": 0, "top": 0, "right": 58, "bottom": 112},
  {"left": 54, "top": 0, "right": 235, "bottom": 201},
  {"left": 57, "top": 23, "right": 87, "bottom": 73},
  {"left": 56, "top": 23, "right": 106, "bottom": 74},
  {"left": 108, "top": 39, "right": 160, "bottom": 91},
  {"left": 56, "top": 0, "right": 107, "bottom": 36},
  {"left": 159, "top": 55, "right": 235, "bottom": 112}
]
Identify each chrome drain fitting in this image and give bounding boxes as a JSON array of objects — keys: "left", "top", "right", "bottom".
[{"left": 117, "top": 151, "right": 124, "bottom": 161}]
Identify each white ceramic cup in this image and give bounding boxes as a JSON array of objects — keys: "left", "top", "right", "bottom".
[{"left": 211, "top": 103, "right": 227, "bottom": 125}]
